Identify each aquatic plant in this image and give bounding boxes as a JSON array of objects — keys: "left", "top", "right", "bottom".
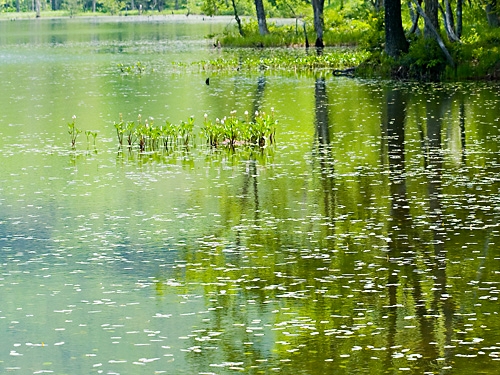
[
  {"left": 85, "top": 130, "right": 98, "bottom": 149},
  {"left": 114, "top": 110, "right": 276, "bottom": 153},
  {"left": 179, "top": 116, "right": 195, "bottom": 146},
  {"left": 117, "top": 61, "right": 148, "bottom": 76},
  {"left": 114, "top": 113, "right": 125, "bottom": 146},
  {"left": 201, "top": 109, "right": 277, "bottom": 149},
  {"left": 68, "top": 115, "right": 81, "bottom": 148},
  {"left": 198, "top": 48, "right": 367, "bottom": 73},
  {"left": 115, "top": 114, "right": 196, "bottom": 152}
]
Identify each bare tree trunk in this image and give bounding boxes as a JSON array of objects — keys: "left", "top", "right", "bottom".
[
  {"left": 16, "top": 0, "right": 20, "bottom": 12},
  {"left": 303, "top": 21, "right": 309, "bottom": 48},
  {"left": 424, "top": 0, "right": 439, "bottom": 38},
  {"left": 92, "top": 0, "right": 96, "bottom": 12},
  {"left": 413, "top": 0, "right": 455, "bottom": 67},
  {"left": 456, "top": 0, "right": 463, "bottom": 37},
  {"left": 444, "top": 0, "right": 454, "bottom": 31},
  {"left": 385, "top": 0, "right": 409, "bottom": 58},
  {"left": 231, "top": 0, "right": 244, "bottom": 36},
  {"left": 35, "top": 0, "right": 41, "bottom": 17},
  {"left": 439, "top": 2, "right": 460, "bottom": 41},
  {"left": 254, "top": 0, "right": 269, "bottom": 35},
  {"left": 312, "top": 0, "right": 325, "bottom": 47},
  {"left": 407, "top": 0, "right": 421, "bottom": 35}
]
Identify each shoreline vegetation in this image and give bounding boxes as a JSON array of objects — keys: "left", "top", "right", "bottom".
[{"left": 1, "top": 10, "right": 498, "bottom": 81}]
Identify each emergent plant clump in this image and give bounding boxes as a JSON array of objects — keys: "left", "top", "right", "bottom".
[
  {"left": 202, "top": 109, "right": 276, "bottom": 148},
  {"left": 114, "top": 110, "right": 277, "bottom": 152}
]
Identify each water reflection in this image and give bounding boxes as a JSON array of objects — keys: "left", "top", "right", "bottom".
[
  {"left": 1, "top": 24, "right": 500, "bottom": 373},
  {"left": 313, "top": 77, "right": 336, "bottom": 225}
]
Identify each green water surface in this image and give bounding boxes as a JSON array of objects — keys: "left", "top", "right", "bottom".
[{"left": 0, "top": 17, "right": 500, "bottom": 375}]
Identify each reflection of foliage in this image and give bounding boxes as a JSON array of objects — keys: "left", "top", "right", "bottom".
[{"left": 150, "top": 84, "right": 500, "bottom": 374}]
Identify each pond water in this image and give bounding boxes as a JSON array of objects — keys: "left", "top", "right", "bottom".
[{"left": 1, "top": 17, "right": 500, "bottom": 375}]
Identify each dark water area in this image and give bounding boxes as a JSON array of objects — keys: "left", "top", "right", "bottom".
[{"left": 0, "top": 17, "right": 500, "bottom": 374}]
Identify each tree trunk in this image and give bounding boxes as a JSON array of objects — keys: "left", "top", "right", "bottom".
[
  {"left": 444, "top": 0, "right": 455, "bottom": 32},
  {"left": 35, "top": 0, "right": 41, "bottom": 17},
  {"left": 312, "top": 0, "right": 325, "bottom": 47},
  {"left": 407, "top": 0, "right": 421, "bottom": 35},
  {"left": 456, "top": 0, "right": 463, "bottom": 37},
  {"left": 413, "top": 0, "right": 455, "bottom": 67},
  {"left": 439, "top": 2, "right": 460, "bottom": 41},
  {"left": 92, "top": 0, "right": 96, "bottom": 12},
  {"left": 254, "top": 0, "right": 269, "bottom": 35},
  {"left": 16, "top": 0, "right": 20, "bottom": 12},
  {"left": 231, "top": 0, "right": 245, "bottom": 36},
  {"left": 303, "top": 21, "right": 310, "bottom": 48},
  {"left": 424, "top": 0, "right": 439, "bottom": 38},
  {"left": 385, "top": 0, "right": 409, "bottom": 58},
  {"left": 486, "top": 0, "right": 500, "bottom": 27}
]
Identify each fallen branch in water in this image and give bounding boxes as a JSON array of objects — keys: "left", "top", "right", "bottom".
[{"left": 332, "top": 67, "right": 356, "bottom": 77}]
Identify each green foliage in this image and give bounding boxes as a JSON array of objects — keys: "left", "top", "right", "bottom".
[
  {"left": 199, "top": 48, "right": 367, "bottom": 72},
  {"left": 399, "top": 38, "right": 448, "bottom": 80},
  {"left": 358, "top": 13, "right": 384, "bottom": 52},
  {"left": 201, "top": 0, "right": 253, "bottom": 16},
  {"left": 67, "top": 115, "right": 99, "bottom": 149},
  {"left": 220, "top": 13, "right": 372, "bottom": 48},
  {"left": 99, "top": 0, "right": 125, "bottom": 14},
  {"left": 117, "top": 61, "right": 149, "bottom": 76},
  {"left": 114, "top": 114, "right": 197, "bottom": 151},
  {"left": 220, "top": 19, "right": 304, "bottom": 47},
  {"left": 62, "top": 0, "right": 83, "bottom": 15},
  {"left": 85, "top": 130, "right": 98, "bottom": 148},
  {"left": 114, "top": 110, "right": 276, "bottom": 152},
  {"left": 455, "top": 27, "right": 500, "bottom": 79},
  {"left": 202, "top": 109, "right": 276, "bottom": 148},
  {"left": 68, "top": 115, "right": 82, "bottom": 148}
]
